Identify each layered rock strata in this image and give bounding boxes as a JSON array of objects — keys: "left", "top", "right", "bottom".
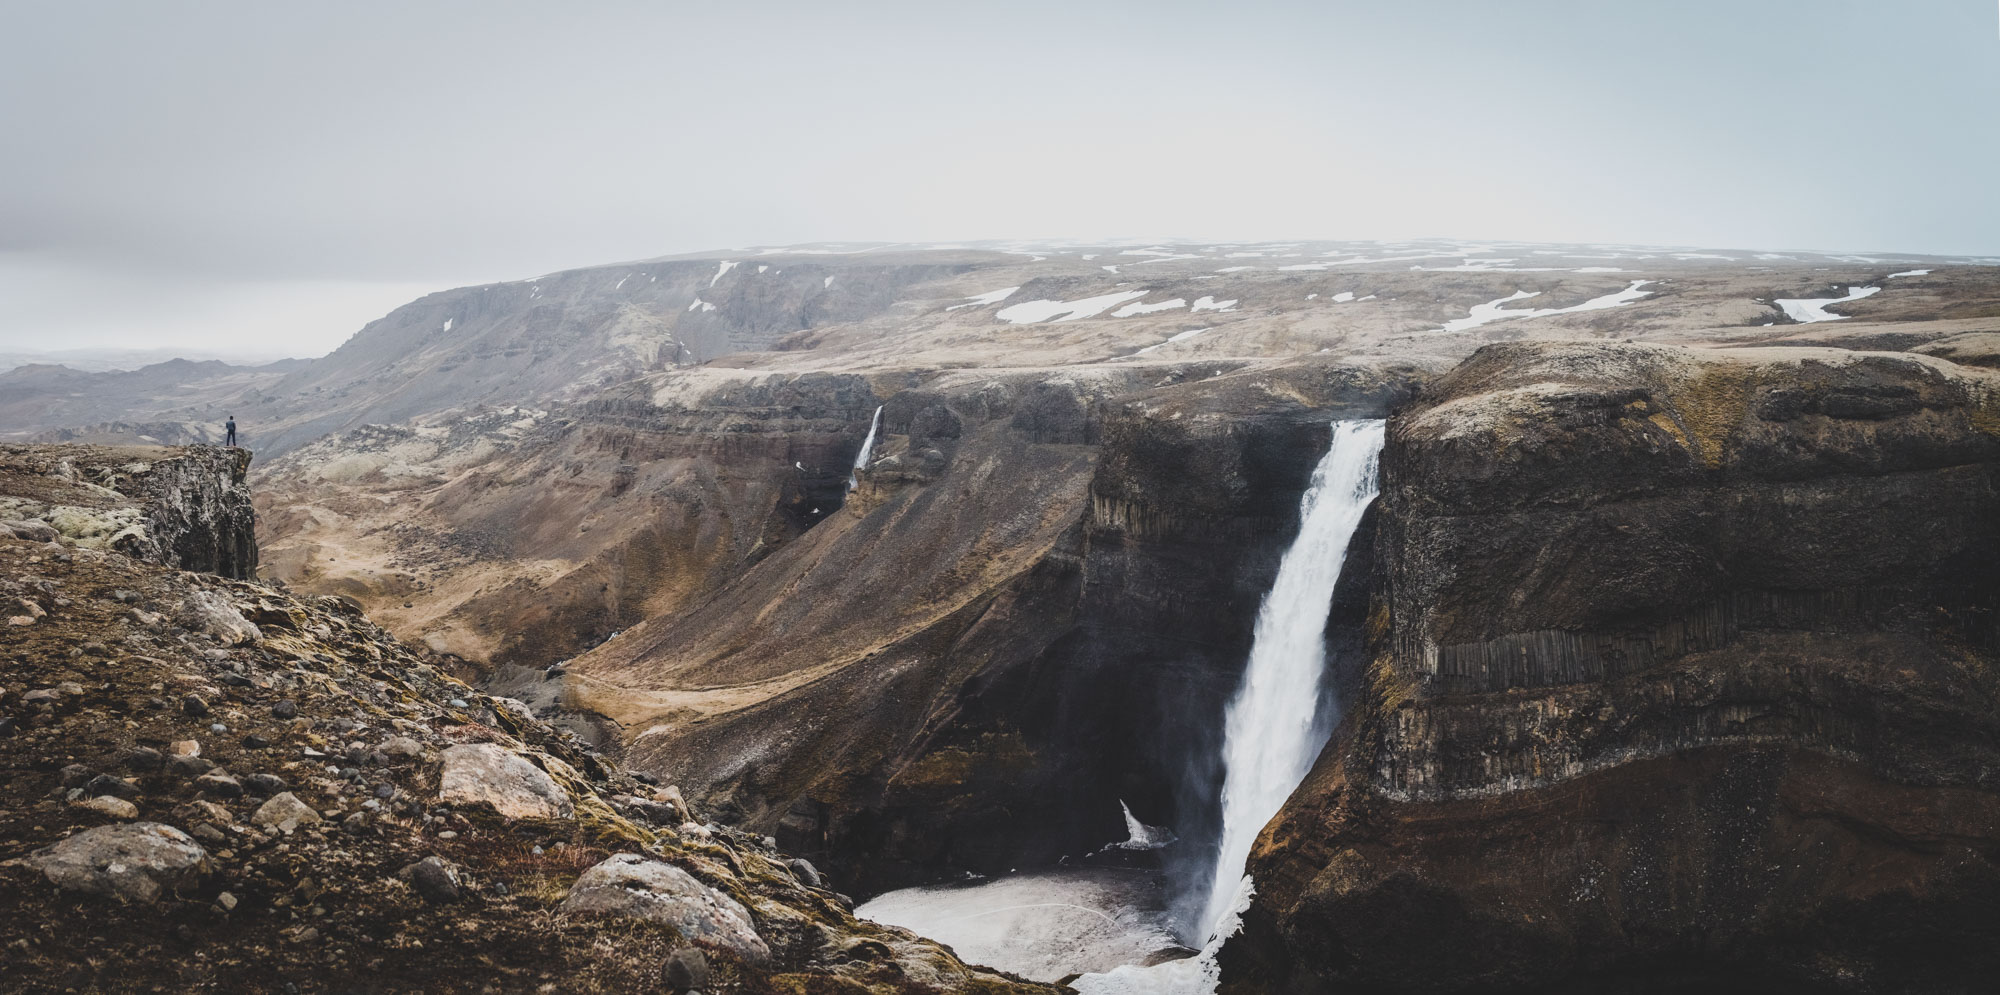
[{"left": 1227, "top": 342, "right": 2000, "bottom": 993}]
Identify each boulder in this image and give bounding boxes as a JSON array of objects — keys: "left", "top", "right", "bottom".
[
  {"left": 17, "top": 823, "right": 207, "bottom": 903},
  {"left": 177, "top": 590, "right": 261, "bottom": 646},
  {"left": 2, "top": 519, "right": 59, "bottom": 542},
  {"left": 251, "top": 792, "right": 323, "bottom": 829},
  {"left": 436, "top": 744, "right": 573, "bottom": 820},
  {"left": 559, "top": 854, "right": 769, "bottom": 965},
  {"left": 660, "top": 947, "right": 710, "bottom": 991},
  {"left": 75, "top": 796, "right": 138, "bottom": 819}
]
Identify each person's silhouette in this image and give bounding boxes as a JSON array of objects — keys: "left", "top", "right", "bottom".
[{"left": 225, "top": 416, "right": 237, "bottom": 447}]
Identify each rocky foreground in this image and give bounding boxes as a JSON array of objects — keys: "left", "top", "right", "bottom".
[
  {"left": 0, "top": 446, "right": 1055, "bottom": 994},
  {"left": 1226, "top": 343, "right": 2000, "bottom": 993}
]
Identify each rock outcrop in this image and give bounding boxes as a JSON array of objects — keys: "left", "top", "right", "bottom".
[
  {"left": 1226, "top": 342, "right": 2000, "bottom": 993},
  {"left": 0, "top": 444, "right": 256, "bottom": 578},
  {"left": 0, "top": 456, "right": 1054, "bottom": 993}
]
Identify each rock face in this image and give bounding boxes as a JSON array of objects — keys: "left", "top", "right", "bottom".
[
  {"left": 0, "top": 464, "right": 1054, "bottom": 993},
  {"left": 1227, "top": 342, "right": 2000, "bottom": 993},
  {"left": 567, "top": 358, "right": 1422, "bottom": 893},
  {"left": 0, "top": 444, "right": 256, "bottom": 578},
  {"left": 560, "top": 853, "right": 772, "bottom": 964},
  {"left": 18, "top": 823, "right": 208, "bottom": 904},
  {"left": 437, "top": 744, "right": 575, "bottom": 820}
]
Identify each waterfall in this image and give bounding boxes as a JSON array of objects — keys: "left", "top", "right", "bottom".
[
  {"left": 1197, "top": 418, "right": 1385, "bottom": 940},
  {"left": 847, "top": 405, "right": 883, "bottom": 492}
]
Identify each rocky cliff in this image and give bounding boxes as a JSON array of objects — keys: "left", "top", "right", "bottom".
[
  {"left": 563, "top": 358, "right": 1423, "bottom": 897},
  {"left": 0, "top": 444, "right": 257, "bottom": 579},
  {"left": 0, "top": 448, "right": 1052, "bottom": 994},
  {"left": 1225, "top": 342, "right": 2000, "bottom": 993}
]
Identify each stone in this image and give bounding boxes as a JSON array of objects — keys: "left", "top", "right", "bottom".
[
  {"left": 787, "top": 858, "right": 823, "bottom": 889},
  {"left": 215, "top": 890, "right": 238, "bottom": 912},
  {"left": 3, "top": 519, "right": 58, "bottom": 542},
  {"left": 84, "top": 774, "right": 140, "bottom": 800},
  {"left": 407, "top": 856, "right": 460, "bottom": 903},
  {"left": 240, "top": 733, "right": 270, "bottom": 749},
  {"left": 195, "top": 772, "right": 243, "bottom": 798},
  {"left": 660, "top": 947, "right": 710, "bottom": 992},
  {"left": 177, "top": 590, "right": 261, "bottom": 646},
  {"left": 168, "top": 755, "right": 215, "bottom": 777},
  {"left": 271, "top": 699, "right": 298, "bottom": 720},
  {"left": 379, "top": 736, "right": 423, "bottom": 760},
  {"left": 251, "top": 792, "right": 323, "bottom": 829},
  {"left": 58, "top": 764, "right": 93, "bottom": 788},
  {"left": 123, "top": 747, "right": 164, "bottom": 771},
  {"left": 436, "top": 744, "right": 572, "bottom": 820},
  {"left": 190, "top": 824, "right": 227, "bottom": 846},
  {"left": 169, "top": 739, "right": 201, "bottom": 757},
  {"left": 19, "top": 823, "right": 207, "bottom": 903},
  {"left": 76, "top": 796, "right": 139, "bottom": 819},
  {"left": 559, "top": 854, "right": 770, "bottom": 965},
  {"left": 181, "top": 693, "right": 210, "bottom": 717},
  {"left": 244, "top": 773, "right": 287, "bottom": 795}
]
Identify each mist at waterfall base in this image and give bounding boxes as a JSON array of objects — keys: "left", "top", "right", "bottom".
[{"left": 858, "top": 420, "right": 1386, "bottom": 990}]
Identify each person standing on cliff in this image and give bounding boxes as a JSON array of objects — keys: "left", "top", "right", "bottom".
[{"left": 224, "top": 415, "right": 237, "bottom": 447}]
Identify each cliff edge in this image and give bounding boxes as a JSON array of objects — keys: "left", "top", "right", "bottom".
[{"left": 1227, "top": 342, "right": 2000, "bottom": 993}]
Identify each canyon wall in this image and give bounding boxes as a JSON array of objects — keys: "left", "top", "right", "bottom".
[
  {"left": 563, "top": 360, "right": 1422, "bottom": 894},
  {"left": 0, "top": 443, "right": 257, "bottom": 579},
  {"left": 1226, "top": 342, "right": 2000, "bottom": 993}
]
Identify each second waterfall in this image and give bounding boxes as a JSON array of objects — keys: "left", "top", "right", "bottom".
[{"left": 1197, "top": 418, "right": 1386, "bottom": 939}]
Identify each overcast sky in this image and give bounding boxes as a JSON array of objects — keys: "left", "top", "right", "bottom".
[{"left": 3, "top": 0, "right": 1997, "bottom": 361}]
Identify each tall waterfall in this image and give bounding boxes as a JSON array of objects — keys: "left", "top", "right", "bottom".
[
  {"left": 1197, "top": 418, "right": 1385, "bottom": 939},
  {"left": 847, "top": 405, "right": 883, "bottom": 492}
]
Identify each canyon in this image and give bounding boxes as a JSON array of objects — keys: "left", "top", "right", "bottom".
[{"left": 6, "top": 241, "right": 2000, "bottom": 991}]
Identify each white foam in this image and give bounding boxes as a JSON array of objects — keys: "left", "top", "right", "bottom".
[{"left": 858, "top": 869, "right": 1184, "bottom": 984}]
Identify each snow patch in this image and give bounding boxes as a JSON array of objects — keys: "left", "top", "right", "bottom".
[
  {"left": 1441, "top": 280, "right": 1655, "bottom": 333},
  {"left": 1111, "top": 297, "right": 1187, "bottom": 318},
  {"left": 1774, "top": 285, "right": 1880, "bottom": 323},
  {"left": 946, "top": 286, "right": 1021, "bottom": 311},
  {"left": 1887, "top": 269, "right": 1930, "bottom": 279},
  {"left": 1190, "top": 296, "right": 1238, "bottom": 313},
  {"left": 996, "top": 291, "right": 1149, "bottom": 324},
  {"left": 710, "top": 260, "right": 737, "bottom": 287}
]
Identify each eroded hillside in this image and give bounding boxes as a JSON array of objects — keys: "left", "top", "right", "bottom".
[{"left": 0, "top": 446, "right": 1056, "bottom": 994}]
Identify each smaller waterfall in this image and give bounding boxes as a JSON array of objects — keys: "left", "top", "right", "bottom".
[
  {"left": 847, "top": 405, "right": 884, "bottom": 492},
  {"left": 1198, "top": 419, "right": 1385, "bottom": 940}
]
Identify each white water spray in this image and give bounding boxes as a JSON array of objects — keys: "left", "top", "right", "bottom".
[
  {"left": 847, "top": 405, "right": 884, "bottom": 492},
  {"left": 1198, "top": 419, "right": 1385, "bottom": 939}
]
